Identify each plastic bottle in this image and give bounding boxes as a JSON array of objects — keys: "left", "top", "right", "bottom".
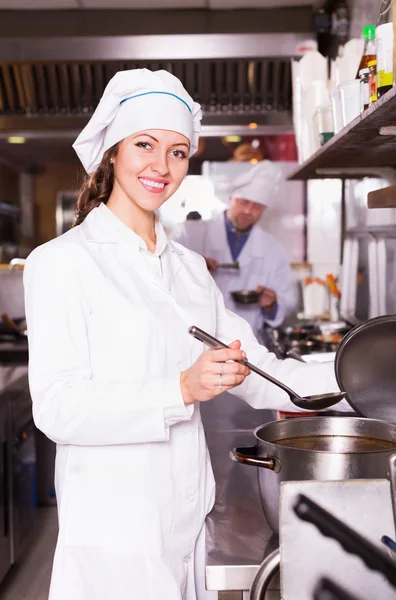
[
  {"left": 376, "top": 0, "right": 394, "bottom": 98},
  {"left": 357, "top": 25, "right": 376, "bottom": 75},
  {"left": 359, "top": 67, "right": 370, "bottom": 111},
  {"left": 368, "top": 60, "right": 378, "bottom": 104}
]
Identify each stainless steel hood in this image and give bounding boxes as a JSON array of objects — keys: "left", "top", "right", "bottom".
[{"left": 0, "top": 33, "right": 309, "bottom": 133}]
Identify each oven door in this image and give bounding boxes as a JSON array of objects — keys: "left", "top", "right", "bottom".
[{"left": 11, "top": 417, "right": 37, "bottom": 563}]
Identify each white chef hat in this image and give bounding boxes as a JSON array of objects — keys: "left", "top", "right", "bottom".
[
  {"left": 73, "top": 68, "right": 202, "bottom": 174},
  {"left": 230, "top": 160, "right": 283, "bottom": 208}
]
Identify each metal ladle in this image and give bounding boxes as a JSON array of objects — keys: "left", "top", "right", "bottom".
[{"left": 188, "top": 326, "right": 346, "bottom": 411}]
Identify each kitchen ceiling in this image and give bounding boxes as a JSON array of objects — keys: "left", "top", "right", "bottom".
[
  {"left": 0, "top": 0, "right": 314, "bottom": 8},
  {"left": 0, "top": 0, "right": 314, "bottom": 168}
]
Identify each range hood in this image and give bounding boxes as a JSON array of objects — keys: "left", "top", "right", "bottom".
[
  {"left": 0, "top": 33, "right": 309, "bottom": 134},
  {"left": 0, "top": 58, "right": 292, "bottom": 125}
]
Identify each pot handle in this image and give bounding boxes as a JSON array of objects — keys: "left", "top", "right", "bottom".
[{"left": 230, "top": 447, "right": 278, "bottom": 471}]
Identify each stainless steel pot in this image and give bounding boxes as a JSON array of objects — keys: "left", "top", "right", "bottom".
[
  {"left": 249, "top": 549, "right": 280, "bottom": 600},
  {"left": 230, "top": 417, "right": 396, "bottom": 534}
]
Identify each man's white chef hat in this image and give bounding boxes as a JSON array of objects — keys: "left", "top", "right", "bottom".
[
  {"left": 73, "top": 68, "right": 202, "bottom": 174},
  {"left": 230, "top": 160, "right": 283, "bottom": 208}
]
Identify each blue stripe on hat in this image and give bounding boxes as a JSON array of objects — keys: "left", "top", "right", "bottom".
[{"left": 120, "top": 91, "right": 192, "bottom": 113}]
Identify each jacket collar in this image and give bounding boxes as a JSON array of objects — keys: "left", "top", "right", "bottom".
[{"left": 81, "top": 202, "right": 184, "bottom": 256}]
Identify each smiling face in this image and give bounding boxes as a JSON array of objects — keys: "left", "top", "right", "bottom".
[{"left": 109, "top": 129, "right": 190, "bottom": 214}]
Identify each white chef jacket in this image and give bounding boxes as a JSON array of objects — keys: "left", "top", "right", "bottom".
[
  {"left": 172, "top": 212, "right": 296, "bottom": 330},
  {"left": 24, "top": 203, "right": 342, "bottom": 600},
  {"left": 139, "top": 217, "right": 168, "bottom": 281}
]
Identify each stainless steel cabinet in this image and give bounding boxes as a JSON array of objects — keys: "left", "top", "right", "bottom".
[
  {"left": 340, "top": 229, "right": 396, "bottom": 321},
  {"left": 0, "top": 402, "right": 11, "bottom": 583},
  {"left": 10, "top": 413, "right": 37, "bottom": 564},
  {"left": 341, "top": 178, "right": 396, "bottom": 321},
  {"left": 0, "top": 375, "right": 38, "bottom": 584}
]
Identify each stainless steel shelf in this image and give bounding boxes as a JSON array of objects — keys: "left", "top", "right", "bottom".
[{"left": 288, "top": 86, "right": 396, "bottom": 181}]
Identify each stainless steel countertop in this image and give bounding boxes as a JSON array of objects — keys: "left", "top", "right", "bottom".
[{"left": 202, "top": 395, "right": 280, "bottom": 592}]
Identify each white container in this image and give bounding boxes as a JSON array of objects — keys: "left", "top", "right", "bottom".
[
  {"left": 302, "top": 80, "right": 331, "bottom": 156},
  {"left": 338, "top": 79, "right": 361, "bottom": 125},
  {"left": 330, "top": 90, "right": 343, "bottom": 133},
  {"left": 303, "top": 281, "right": 328, "bottom": 318},
  {"left": 313, "top": 105, "right": 334, "bottom": 145}
]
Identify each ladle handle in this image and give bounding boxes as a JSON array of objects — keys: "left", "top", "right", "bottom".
[
  {"left": 188, "top": 326, "right": 297, "bottom": 400},
  {"left": 243, "top": 360, "right": 297, "bottom": 399}
]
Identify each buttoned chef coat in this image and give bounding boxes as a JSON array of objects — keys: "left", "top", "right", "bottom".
[
  {"left": 173, "top": 212, "right": 296, "bottom": 330},
  {"left": 24, "top": 203, "right": 343, "bottom": 600}
]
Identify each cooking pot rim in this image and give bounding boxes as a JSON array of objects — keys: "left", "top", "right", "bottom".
[{"left": 252, "top": 416, "right": 396, "bottom": 455}]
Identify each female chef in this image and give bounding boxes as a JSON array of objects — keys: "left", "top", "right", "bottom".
[{"left": 24, "top": 69, "right": 344, "bottom": 600}]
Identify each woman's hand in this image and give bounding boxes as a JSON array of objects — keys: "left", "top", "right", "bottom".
[{"left": 180, "top": 340, "right": 251, "bottom": 405}]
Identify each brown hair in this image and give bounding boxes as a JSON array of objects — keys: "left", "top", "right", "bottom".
[{"left": 74, "top": 144, "right": 119, "bottom": 226}]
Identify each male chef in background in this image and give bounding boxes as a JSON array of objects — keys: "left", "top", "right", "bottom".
[{"left": 173, "top": 160, "right": 296, "bottom": 332}]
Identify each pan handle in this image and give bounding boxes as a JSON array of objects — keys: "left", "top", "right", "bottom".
[
  {"left": 314, "top": 578, "right": 362, "bottom": 600},
  {"left": 230, "top": 447, "right": 280, "bottom": 472},
  {"left": 294, "top": 494, "right": 396, "bottom": 590},
  {"left": 388, "top": 453, "right": 396, "bottom": 529}
]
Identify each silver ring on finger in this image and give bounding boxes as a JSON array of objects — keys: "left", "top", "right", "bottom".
[
  {"left": 220, "top": 361, "right": 225, "bottom": 376},
  {"left": 218, "top": 373, "right": 224, "bottom": 389}
]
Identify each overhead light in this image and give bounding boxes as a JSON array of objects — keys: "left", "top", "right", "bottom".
[
  {"left": 7, "top": 136, "right": 26, "bottom": 144},
  {"left": 250, "top": 158, "right": 258, "bottom": 165},
  {"left": 224, "top": 135, "right": 242, "bottom": 143},
  {"left": 248, "top": 122, "right": 258, "bottom": 129}
]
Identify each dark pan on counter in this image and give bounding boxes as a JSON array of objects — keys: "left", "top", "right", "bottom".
[{"left": 231, "top": 289, "right": 260, "bottom": 304}]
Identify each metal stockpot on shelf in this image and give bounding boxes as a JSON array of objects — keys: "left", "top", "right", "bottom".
[{"left": 230, "top": 417, "right": 396, "bottom": 534}]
